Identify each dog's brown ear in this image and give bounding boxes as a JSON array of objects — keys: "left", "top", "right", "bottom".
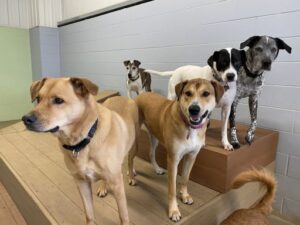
[
  {"left": 240, "top": 36, "right": 261, "bottom": 49},
  {"left": 70, "top": 77, "right": 99, "bottom": 97},
  {"left": 211, "top": 81, "right": 224, "bottom": 103},
  {"left": 275, "top": 38, "right": 292, "bottom": 54},
  {"left": 175, "top": 80, "right": 188, "bottom": 100},
  {"left": 133, "top": 60, "right": 141, "bottom": 67},
  {"left": 30, "top": 78, "right": 47, "bottom": 102},
  {"left": 123, "top": 60, "right": 130, "bottom": 66}
]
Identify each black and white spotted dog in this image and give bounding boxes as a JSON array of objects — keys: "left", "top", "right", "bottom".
[
  {"left": 146, "top": 48, "right": 245, "bottom": 150},
  {"left": 124, "top": 60, "right": 151, "bottom": 98},
  {"left": 230, "top": 36, "right": 292, "bottom": 149}
]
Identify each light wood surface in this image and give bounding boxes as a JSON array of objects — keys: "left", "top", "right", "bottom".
[{"left": 0, "top": 121, "right": 276, "bottom": 225}]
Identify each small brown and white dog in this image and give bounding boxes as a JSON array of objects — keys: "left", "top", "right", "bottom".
[
  {"left": 123, "top": 60, "right": 151, "bottom": 98},
  {"left": 132, "top": 78, "right": 224, "bottom": 222},
  {"left": 220, "top": 169, "right": 277, "bottom": 225},
  {"left": 22, "top": 77, "right": 140, "bottom": 225}
]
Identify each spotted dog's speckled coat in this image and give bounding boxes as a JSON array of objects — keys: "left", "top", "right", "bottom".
[{"left": 229, "top": 36, "right": 292, "bottom": 149}]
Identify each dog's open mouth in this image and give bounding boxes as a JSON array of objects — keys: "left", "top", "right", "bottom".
[{"left": 188, "top": 110, "right": 209, "bottom": 128}]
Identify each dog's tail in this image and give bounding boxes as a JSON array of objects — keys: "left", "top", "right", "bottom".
[
  {"left": 145, "top": 69, "right": 174, "bottom": 77},
  {"left": 232, "top": 169, "right": 277, "bottom": 215}
]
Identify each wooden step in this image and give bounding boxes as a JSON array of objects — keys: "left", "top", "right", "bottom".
[
  {"left": 0, "top": 122, "right": 274, "bottom": 225},
  {"left": 137, "top": 119, "right": 278, "bottom": 193}
]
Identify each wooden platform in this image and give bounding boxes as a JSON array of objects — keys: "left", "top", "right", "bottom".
[
  {"left": 137, "top": 120, "right": 278, "bottom": 192},
  {"left": 0, "top": 121, "right": 275, "bottom": 225}
]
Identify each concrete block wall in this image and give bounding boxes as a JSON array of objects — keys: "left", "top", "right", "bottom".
[
  {"left": 59, "top": 0, "right": 300, "bottom": 220},
  {"left": 30, "top": 27, "right": 61, "bottom": 81}
]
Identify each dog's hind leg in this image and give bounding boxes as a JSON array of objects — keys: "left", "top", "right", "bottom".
[
  {"left": 230, "top": 99, "right": 241, "bottom": 149},
  {"left": 76, "top": 179, "right": 95, "bottom": 225},
  {"left": 221, "top": 105, "right": 233, "bottom": 151},
  {"left": 245, "top": 95, "right": 258, "bottom": 144},
  {"left": 148, "top": 133, "right": 165, "bottom": 175},
  {"left": 180, "top": 152, "right": 198, "bottom": 205},
  {"left": 128, "top": 140, "right": 138, "bottom": 186},
  {"left": 109, "top": 173, "right": 130, "bottom": 225}
]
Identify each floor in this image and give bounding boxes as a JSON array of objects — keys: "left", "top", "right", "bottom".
[
  {"left": 0, "top": 181, "right": 27, "bottom": 225},
  {"left": 0, "top": 120, "right": 298, "bottom": 225}
]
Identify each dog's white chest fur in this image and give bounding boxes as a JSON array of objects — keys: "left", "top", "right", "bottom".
[
  {"left": 176, "top": 129, "right": 204, "bottom": 158},
  {"left": 217, "top": 82, "right": 236, "bottom": 108},
  {"left": 127, "top": 77, "right": 143, "bottom": 92}
]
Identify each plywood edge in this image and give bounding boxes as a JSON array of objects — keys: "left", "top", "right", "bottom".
[{"left": 0, "top": 154, "right": 59, "bottom": 225}]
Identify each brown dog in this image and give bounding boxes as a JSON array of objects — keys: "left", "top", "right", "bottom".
[
  {"left": 220, "top": 169, "right": 277, "bottom": 225},
  {"left": 132, "top": 78, "right": 224, "bottom": 222},
  {"left": 22, "top": 77, "right": 140, "bottom": 225}
]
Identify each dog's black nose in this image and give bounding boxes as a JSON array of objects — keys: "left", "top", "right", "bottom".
[
  {"left": 22, "top": 113, "right": 37, "bottom": 126},
  {"left": 226, "top": 73, "right": 235, "bottom": 82},
  {"left": 262, "top": 60, "right": 271, "bottom": 68},
  {"left": 188, "top": 105, "right": 200, "bottom": 116}
]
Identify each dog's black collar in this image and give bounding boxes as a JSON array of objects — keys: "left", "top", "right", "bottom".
[
  {"left": 62, "top": 119, "right": 98, "bottom": 154},
  {"left": 243, "top": 63, "right": 263, "bottom": 79},
  {"left": 129, "top": 76, "right": 139, "bottom": 82}
]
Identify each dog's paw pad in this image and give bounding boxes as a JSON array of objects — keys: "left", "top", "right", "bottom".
[
  {"left": 169, "top": 210, "right": 182, "bottom": 222},
  {"left": 128, "top": 178, "right": 137, "bottom": 186},
  {"left": 231, "top": 142, "right": 240, "bottom": 149},
  {"left": 96, "top": 188, "right": 107, "bottom": 198},
  {"left": 181, "top": 194, "right": 194, "bottom": 205}
]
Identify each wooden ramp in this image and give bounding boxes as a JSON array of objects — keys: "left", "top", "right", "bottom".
[{"left": 0, "top": 122, "right": 273, "bottom": 225}]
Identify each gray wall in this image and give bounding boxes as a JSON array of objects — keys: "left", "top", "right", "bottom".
[
  {"left": 59, "top": 0, "right": 300, "bottom": 220},
  {"left": 30, "top": 27, "right": 61, "bottom": 81}
]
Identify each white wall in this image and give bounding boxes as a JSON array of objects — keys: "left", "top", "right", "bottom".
[
  {"left": 59, "top": 0, "right": 300, "bottom": 220},
  {"left": 62, "top": 0, "right": 127, "bottom": 20},
  {"left": 0, "top": 0, "right": 62, "bottom": 28}
]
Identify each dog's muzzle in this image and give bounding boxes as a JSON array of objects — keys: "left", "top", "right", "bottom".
[
  {"left": 226, "top": 73, "right": 235, "bottom": 82},
  {"left": 22, "top": 113, "right": 59, "bottom": 133}
]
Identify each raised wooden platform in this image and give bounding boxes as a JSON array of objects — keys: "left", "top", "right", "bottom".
[
  {"left": 0, "top": 122, "right": 274, "bottom": 225},
  {"left": 137, "top": 120, "right": 278, "bottom": 193}
]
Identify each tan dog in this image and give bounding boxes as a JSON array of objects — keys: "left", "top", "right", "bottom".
[
  {"left": 220, "top": 169, "right": 277, "bottom": 225},
  {"left": 22, "top": 77, "right": 140, "bottom": 225},
  {"left": 132, "top": 78, "right": 224, "bottom": 222}
]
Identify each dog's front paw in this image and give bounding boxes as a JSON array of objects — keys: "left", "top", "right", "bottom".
[
  {"left": 169, "top": 209, "right": 182, "bottom": 222},
  {"left": 245, "top": 134, "right": 254, "bottom": 145},
  {"left": 181, "top": 193, "right": 194, "bottom": 205},
  {"left": 96, "top": 186, "right": 107, "bottom": 198},
  {"left": 155, "top": 167, "right": 166, "bottom": 175},
  {"left": 128, "top": 178, "right": 137, "bottom": 186},
  {"left": 222, "top": 141, "right": 234, "bottom": 151},
  {"left": 231, "top": 141, "right": 240, "bottom": 149}
]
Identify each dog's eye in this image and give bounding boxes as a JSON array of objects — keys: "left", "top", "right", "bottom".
[
  {"left": 271, "top": 47, "right": 277, "bottom": 53},
  {"left": 132, "top": 66, "right": 136, "bottom": 70},
  {"left": 255, "top": 47, "right": 263, "bottom": 52},
  {"left": 202, "top": 91, "right": 210, "bottom": 97},
  {"left": 185, "top": 91, "right": 192, "bottom": 97},
  {"left": 53, "top": 97, "right": 64, "bottom": 104},
  {"left": 127, "top": 66, "right": 129, "bottom": 70}
]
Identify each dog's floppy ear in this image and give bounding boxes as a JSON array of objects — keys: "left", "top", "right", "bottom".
[
  {"left": 207, "top": 51, "right": 219, "bottom": 68},
  {"left": 70, "top": 77, "right": 99, "bottom": 97},
  {"left": 240, "top": 36, "right": 261, "bottom": 49},
  {"left": 30, "top": 78, "right": 47, "bottom": 102},
  {"left": 133, "top": 60, "right": 141, "bottom": 67},
  {"left": 275, "top": 38, "right": 292, "bottom": 54},
  {"left": 123, "top": 60, "right": 130, "bottom": 67},
  {"left": 175, "top": 80, "right": 188, "bottom": 100},
  {"left": 211, "top": 80, "right": 225, "bottom": 103},
  {"left": 240, "top": 49, "right": 247, "bottom": 65}
]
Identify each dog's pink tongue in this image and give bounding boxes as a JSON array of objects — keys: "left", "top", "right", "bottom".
[{"left": 191, "top": 115, "right": 199, "bottom": 121}]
